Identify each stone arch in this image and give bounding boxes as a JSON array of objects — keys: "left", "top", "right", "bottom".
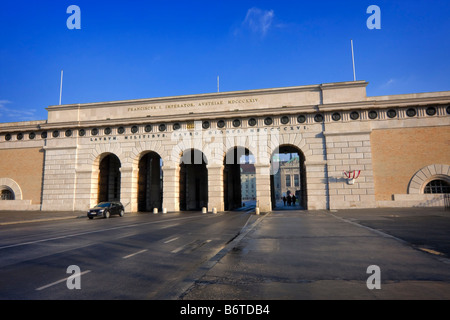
[
  {"left": 264, "top": 132, "right": 313, "bottom": 170},
  {"left": 130, "top": 141, "right": 166, "bottom": 169},
  {"left": 88, "top": 144, "right": 124, "bottom": 169},
  {"left": 408, "top": 164, "right": 450, "bottom": 194},
  {"left": 0, "top": 178, "right": 22, "bottom": 200},
  {"left": 271, "top": 133, "right": 311, "bottom": 159},
  {"left": 180, "top": 147, "right": 209, "bottom": 165}
]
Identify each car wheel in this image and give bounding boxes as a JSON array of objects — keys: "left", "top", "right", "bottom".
[
  {"left": 104, "top": 210, "right": 110, "bottom": 219},
  {"left": 119, "top": 209, "right": 124, "bottom": 217},
  {"left": 88, "top": 216, "right": 93, "bottom": 220}
]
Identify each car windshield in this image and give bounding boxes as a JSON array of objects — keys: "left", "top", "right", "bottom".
[{"left": 96, "top": 203, "right": 111, "bottom": 208}]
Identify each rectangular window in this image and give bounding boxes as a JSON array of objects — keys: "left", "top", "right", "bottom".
[
  {"left": 294, "top": 174, "right": 299, "bottom": 187},
  {"left": 286, "top": 175, "right": 291, "bottom": 187}
]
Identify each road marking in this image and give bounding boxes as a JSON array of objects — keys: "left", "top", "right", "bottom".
[
  {"left": 418, "top": 247, "right": 444, "bottom": 256},
  {"left": 123, "top": 249, "right": 148, "bottom": 259},
  {"left": 36, "top": 270, "right": 91, "bottom": 291},
  {"left": 171, "top": 243, "right": 188, "bottom": 254},
  {"left": 329, "top": 213, "right": 408, "bottom": 244},
  {"left": 164, "top": 237, "right": 179, "bottom": 244}
]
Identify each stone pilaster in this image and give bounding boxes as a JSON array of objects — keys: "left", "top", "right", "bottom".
[
  {"left": 162, "top": 166, "right": 180, "bottom": 212},
  {"left": 255, "top": 163, "right": 272, "bottom": 212},
  {"left": 207, "top": 164, "right": 224, "bottom": 212},
  {"left": 120, "top": 166, "right": 137, "bottom": 212},
  {"left": 303, "top": 160, "right": 329, "bottom": 210}
]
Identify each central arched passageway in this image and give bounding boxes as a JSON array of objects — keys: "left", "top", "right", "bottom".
[{"left": 271, "top": 145, "right": 307, "bottom": 210}]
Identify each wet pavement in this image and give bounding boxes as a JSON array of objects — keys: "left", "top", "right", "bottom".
[{"left": 182, "top": 207, "right": 450, "bottom": 300}]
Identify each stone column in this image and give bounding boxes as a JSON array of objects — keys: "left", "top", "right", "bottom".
[
  {"left": 120, "top": 166, "right": 137, "bottom": 213},
  {"left": 255, "top": 163, "right": 272, "bottom": 212},
  {"left": 162, "top": 165, "right": 179, "bottom": 212},
  {"left": 207, "top": 164, "right": 224, "bottom": 212}
]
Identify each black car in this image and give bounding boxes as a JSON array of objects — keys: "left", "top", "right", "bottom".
[{"left": 87, "top": 202, "right": 125, "bottom": 219}]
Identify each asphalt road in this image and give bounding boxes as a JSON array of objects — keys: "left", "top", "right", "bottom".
[
  {"left": 0, "top": 211, "right": 252, "bottom": 300},
  {"left": 1, "top": 207, "right": 450, "bottom": 301}
]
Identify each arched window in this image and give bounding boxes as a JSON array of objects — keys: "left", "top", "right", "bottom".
[
  {"left": 0, "top": 189, "right": 14, "bottom": 200},
  {"left": 424, "top": 180, "right": 450, "bottom": 194},
  {"left": 408, "top": 165, "right": 450, "bottom": 195}
]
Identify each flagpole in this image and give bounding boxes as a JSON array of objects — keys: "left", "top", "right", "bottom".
[
  {"left": 351, "top": 40, "right": 356, "bottom": 81},
  {"left": 59, "top": 70, "right": 64, "bottom": 105}
]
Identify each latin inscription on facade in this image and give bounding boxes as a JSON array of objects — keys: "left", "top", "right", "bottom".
[{"left": 127, "top": 98, "right": 259, "bottom": 113}]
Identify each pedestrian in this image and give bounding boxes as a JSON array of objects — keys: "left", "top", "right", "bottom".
[
  {"left": 292, "top": 195, "right": 296, "bottom": 206},
  {"left": 287, "top": 195, "right": 292, "bottom": 206},
  {"left": 283, "top": 196, "right": 287, "bottom": 206}
]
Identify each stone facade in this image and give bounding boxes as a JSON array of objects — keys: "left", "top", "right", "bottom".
[{"left": 0, "top": 81, "right": 449, "bottom": 212}]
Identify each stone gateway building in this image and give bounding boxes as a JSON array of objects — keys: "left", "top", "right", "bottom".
[{"left": 0, "top": 81, "right": 449, "bottom": 213}]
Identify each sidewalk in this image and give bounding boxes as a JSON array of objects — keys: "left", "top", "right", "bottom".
[
  {"left": 0, "top": 210, "right": 85, "bottom": 225},
  {"left": 0, "top": 210, "right": 156, "bottom": 225}
]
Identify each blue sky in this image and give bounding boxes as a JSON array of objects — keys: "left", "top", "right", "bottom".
[{"left": 1, "top": 0, "right": 449, "bottom": 123}]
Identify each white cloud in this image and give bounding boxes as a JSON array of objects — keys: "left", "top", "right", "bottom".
[
  {"left": 242, "top": 7, "right": 275, "bottom": 37},
  {"left": 381, "top": 79, "right": 396, "bottom": 88},
  {"left": 0, "top": 100, "right": 37, "bottom": 121}
]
